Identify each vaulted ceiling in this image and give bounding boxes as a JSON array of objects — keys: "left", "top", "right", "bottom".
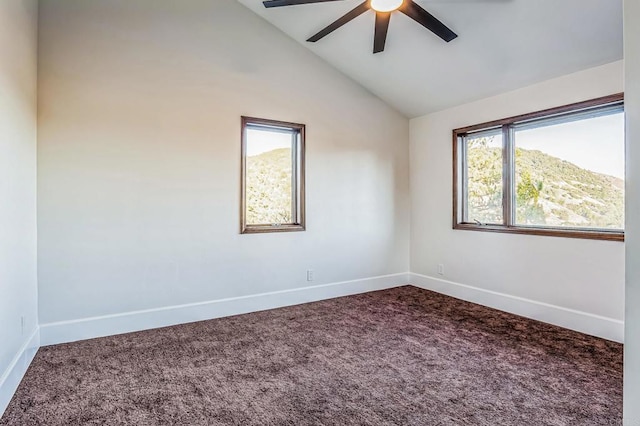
[{"left": 238, "top": 0, "right": 623, "bottom": 117}]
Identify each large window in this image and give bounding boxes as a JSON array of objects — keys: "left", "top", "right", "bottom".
[
  {"left": 241, "top": 117, "right": 305, "bottom": 234},
  {"left": 453, "top": 94, "right": 624, "bottom": 241}
]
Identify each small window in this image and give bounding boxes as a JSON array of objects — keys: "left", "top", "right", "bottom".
[
  {"left": 241, "top": 117, "right": 305, "bottom": 234},
  {"left": 454, "top": 93, "right": 624, "bottom": 241}
]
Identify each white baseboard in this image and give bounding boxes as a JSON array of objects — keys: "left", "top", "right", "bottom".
[
  {"left": 40, "top": 273, "right": 410, "bottom": 346},
  {"left": 410, "top": 273, "right": 624, "bottom": 343},
  {"left": 40, "top": 272, "right": 623, "bottom": 346},
  {"left": 0, "top": 327, "right": 40, "bottom": 417}
]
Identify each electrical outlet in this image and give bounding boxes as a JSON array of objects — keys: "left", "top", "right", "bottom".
[
  {"left": 21, "top": 316, "right": 25, "bottom": 335},
  {"left": 307, "top": 270, "right": 314, "bottom": 282},
  {"left": 437, "top": 264, "right": 444, "bottom": 276}
]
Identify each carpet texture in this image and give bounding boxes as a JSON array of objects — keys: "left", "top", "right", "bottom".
[{"left": 1, "top": 286, "right": 622, "bottom": 425}]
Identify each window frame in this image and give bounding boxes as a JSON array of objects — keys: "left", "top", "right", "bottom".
[
  {"left": 240, "top": 116, "right": 306, "bottom": 235},
  {"left": 452, "top": 93, "right": 625, "bottom": 242}
]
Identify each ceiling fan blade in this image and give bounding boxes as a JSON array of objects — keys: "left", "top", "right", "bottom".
[
  {"left": 373, "top": 12, "right": 391, "bottom": 53},
  {"left": 263, "top": 0, "right": 344, "bottom": 8},
  {"left": 307, "top": 1, "right": 370, "bottom": 42},
  {"left": 399, "top": 0, "right": 458, "bottom": 42}
]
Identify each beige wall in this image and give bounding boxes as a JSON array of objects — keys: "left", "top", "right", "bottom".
[
  {"left": 0, "top": 0, "right": 38, "bottom": 397},
  {"left": 410, "top": 61, "right": 625, "bottom": 340},
  {"left": 37, "top": 0, "right": 410, "bottom": 325},
  {"left": 624, "top": 0, "right": 640, "bottom": 421}
]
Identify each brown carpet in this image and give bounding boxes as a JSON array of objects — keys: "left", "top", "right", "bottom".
[{"left": 1, "top": 286, "right": 622, "bottom": 425}]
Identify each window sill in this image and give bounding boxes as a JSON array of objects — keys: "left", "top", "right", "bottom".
[
  {"left": 241, "top": 224, "right": 305, "bottom": 234},
  {"left": 453, "top": 223, "right": 624, "bottom": 242}
]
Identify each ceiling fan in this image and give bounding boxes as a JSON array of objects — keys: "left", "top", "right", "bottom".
[{"left": 262, "top": 0, "right": 458, "bottom": 54}]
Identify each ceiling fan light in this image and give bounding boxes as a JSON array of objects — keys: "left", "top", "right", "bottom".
[{"left": 370, "top": 0, "right": 404, "bottom": 13}]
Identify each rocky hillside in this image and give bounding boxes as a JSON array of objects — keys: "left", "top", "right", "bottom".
[
  {"left": 246, "top": 145, "right": 624, "bottom": 230},
  {"left": 467, "top": 146, "right": 624, "bottom": 229},
  {"left": 515, "top": 149, "right": 624, "bottom": 228},
  {"left": 246, "top": 148, "right": 293, "bottom": 225}
]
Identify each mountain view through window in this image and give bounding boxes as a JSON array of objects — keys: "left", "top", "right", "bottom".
[
  {"left": 465, "top": 110, "right": 624, "bottom": 230},
  {"left": 245, "top": 128, "right": 294, "bottom": 225}
]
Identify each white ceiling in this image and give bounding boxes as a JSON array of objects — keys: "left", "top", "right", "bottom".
[{"left": 238, "top": 0, "right": 623, "bottom": 117}]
